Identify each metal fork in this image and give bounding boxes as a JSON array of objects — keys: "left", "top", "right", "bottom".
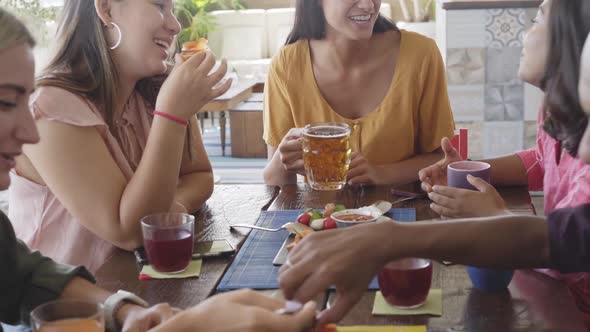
[
  {"left": 391, "top": 196, "right": 421, "bottom": 205},
  {"left": 230, "top": 223, "right": 288, "bottom": 232}
]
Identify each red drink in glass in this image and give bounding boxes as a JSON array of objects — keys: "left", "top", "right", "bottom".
[
  {"left": 377, "top": 258, "right": 432, "bottom": 308},
  {"left": 144, "top": 229, "right": 193, "bottom": 273},
  {"left": 141, "top": 213, "right": 195, "bottom": 273}
]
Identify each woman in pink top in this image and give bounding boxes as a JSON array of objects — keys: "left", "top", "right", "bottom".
[
  {"left": 419, "top": 0, "right": 590, "bottom": 321},
  {"left": 9, "top": 0, "right": 232, "bottom": 272}
]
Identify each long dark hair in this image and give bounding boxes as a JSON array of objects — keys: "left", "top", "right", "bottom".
[
  {"left": 286, "top": 0, "right": 398, "bottom": 44},
  {"left": 37, "top": 0, "right": 165, "bottom": 129},
  {"left": 541, "top": 0, "right": 590, "bottom": 156}
]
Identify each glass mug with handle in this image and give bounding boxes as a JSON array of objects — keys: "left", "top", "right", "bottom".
[
  {"left": 31, "top": 300, "right": 104, "bottom": 332},
  {"left": 302, "top": 122, "right": 352, "bottom": 191}
]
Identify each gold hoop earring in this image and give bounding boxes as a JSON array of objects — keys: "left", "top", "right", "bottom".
[{"left": 108, "top": 22, "right": 122, "bottom": 50}]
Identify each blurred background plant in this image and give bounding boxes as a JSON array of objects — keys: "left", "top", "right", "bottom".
[
  {"left": 175, "top": 0, "right": 246, "bottom": 45},
  {"left": 1, "top": 0, "right": 59, "bottom": 46}
]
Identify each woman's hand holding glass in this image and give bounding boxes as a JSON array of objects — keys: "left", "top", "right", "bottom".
[
  {"left": 428, "top": 175, "right": 509, "bottom": 218},
  {"left": 278, "top": 128, "right": 305, "bottom": 176},
  {"left": 155, "top": 52, "right": 232, "bottom": 122}
]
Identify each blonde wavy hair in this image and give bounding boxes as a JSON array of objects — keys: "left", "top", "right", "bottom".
[{"left": 0, "top": 8, "right": 35, "bottom": 51}]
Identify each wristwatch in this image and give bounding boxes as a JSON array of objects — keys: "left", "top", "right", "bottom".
[{"left": 104, "top": 290, "right": 149, "bottom": 332}]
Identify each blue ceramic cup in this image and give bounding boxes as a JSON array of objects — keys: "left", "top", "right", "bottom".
[{"left": 466, "top": 266, "right": 514, "bottom": 292}]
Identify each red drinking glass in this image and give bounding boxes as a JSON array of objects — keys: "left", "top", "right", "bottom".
[
  {"left": 141, "top": 213, "right": 195, "bottom": 273},
  {"left": 377, "top": 258, "right": 432, "bottom": 308}
]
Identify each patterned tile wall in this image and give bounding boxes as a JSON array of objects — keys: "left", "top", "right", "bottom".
[
  {"left": 448, "top": 85, "right": 485, "bottom": 121},
  {"left": 484, "top": 9, "right": 526, "bottom": 48},
  {"left": 447, "top": 48, "right": 485, "bottom": 85},
  {"left": 446, "top": 10, "right": 487, "bottom": 48},
  {"left": 483, "top": 121, "right": 525, "bottom": 158},
  {"left": 444, "top": 6, "right": 540, "bottom": 159}
]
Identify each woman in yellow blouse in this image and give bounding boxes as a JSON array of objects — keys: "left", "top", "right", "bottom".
[{"left": 263, "top": 0, "right": 455, "bottom": 186}]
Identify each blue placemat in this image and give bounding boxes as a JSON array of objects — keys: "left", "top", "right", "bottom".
[{"left": 217, "top": 208, "right": 416, "bottom": 291}]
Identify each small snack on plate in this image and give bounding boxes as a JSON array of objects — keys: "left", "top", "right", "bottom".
[
  {"left": 333, "top": 213, "right": 374, "bottom": 222},
  {"left": 331, "top": 209, "right": 380, "bottom": 228},
  {"left": 287, "top": 203, "right": 345, "bottom": 250},
  {"left": 296, "top": 203, "right": 346, "bottom": 230},
  {"left": 180, "top": 38, "right": 209, "bottom": 61}
]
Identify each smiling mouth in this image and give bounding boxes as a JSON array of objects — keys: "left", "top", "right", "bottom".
[
  {"left": 350, "top": 14, "right": 372, "bottom": 23},
  {"left": 154, "top": 39, "right": 171, "bottom": 51},
  {"left": 0, "top": 153, "right": 17, "bottom": 164}
]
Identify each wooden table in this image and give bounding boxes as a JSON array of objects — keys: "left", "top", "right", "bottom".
[
  {"left": 96, "top": 184, "right": 586, "bottom": 331},
  {"left": 96, "top": 185, "right": 279, "bottom": 307},
  {"left": 200, "top": 80, "right": 257, "bottom": 156}
]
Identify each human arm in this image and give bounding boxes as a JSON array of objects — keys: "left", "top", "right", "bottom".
[
  {"left": 484, "top": 154, "right": 530, "bottom": 186},
  {"left": 0, "top": 214, "right": 174, "bottom": 330},
  {"left": 428, "top": 174, "right": 510, "bottom": 218},
  {"left": 421, "top": 152, "right": 526, "bottom": 218},
  {"left": 58, "top": 277, "right": 176, "bottom": 332},
  {"left": 23, "top": 53, "right": 229, "bottom": 250},
  {"left": 280, "top": 214, "right": 550, "bottom": 325},
  {"left": 347, "top": 149, "right": 444, "bottom": 186},
  {"left": 149, "top": 289, "right": 316, "bottom": 332},
  {"left": 263, "top": 129, "right": 304, "bottom": 186},
  {"left": 421, "top": 147, "right": 532, "bottom": 191},
  {"left": 173, "top": 116, "right": 214, "bottom": 214},
  {"left": 547, "top": 204, "right": 590, "bottom": 272},
  {"left": 262, "top": 56, "right": 302, "bottom": 186}
]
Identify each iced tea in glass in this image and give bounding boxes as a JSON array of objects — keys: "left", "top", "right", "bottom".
[{"left": 302, "top": 123, "right": 351, "bottom": 191}]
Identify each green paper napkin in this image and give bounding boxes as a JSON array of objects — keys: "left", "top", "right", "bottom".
[
  {"left": 139, "top": 259, "right": 202, "bottom": 280},
  {"left": 372, "top": 289, "right": 442, "bottom": 316}
]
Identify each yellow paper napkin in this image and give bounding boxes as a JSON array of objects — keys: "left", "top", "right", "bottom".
[
  {"left": 372, "top": 289, "right": 442, "bottom": 316},
  {"left": 139, "top": 260, "right": 202, "bottom": 280},
  {"left": 338, "top": 326, "right": 426, "bottom": 332}
]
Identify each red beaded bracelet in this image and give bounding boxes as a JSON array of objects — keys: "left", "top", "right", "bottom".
[{"left": 153, "top": 111, "right": 188, "bottom": 126}]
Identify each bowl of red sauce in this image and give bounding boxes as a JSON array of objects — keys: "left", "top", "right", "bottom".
[{"left": 331, "top": 209, "right": 380, "bottom": 228}]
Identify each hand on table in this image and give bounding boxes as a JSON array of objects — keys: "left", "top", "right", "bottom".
[
  {"left": 346, "top": 152, "right": 383, "bottom": 186},
  {"left": 418, "top": 137, "right": 462, "bottom": 193},
  {"left": 279, "top": 223, "right": 393, "bottom": 326},
  {"left": 428, "top": 175, "right": 509, "bottom": 218},
  {"left": 119, "top": 303, "right": 178, "bottom": 332},
  {"left": 163, "top": 289, "right": 316, "bottom": 332}
]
